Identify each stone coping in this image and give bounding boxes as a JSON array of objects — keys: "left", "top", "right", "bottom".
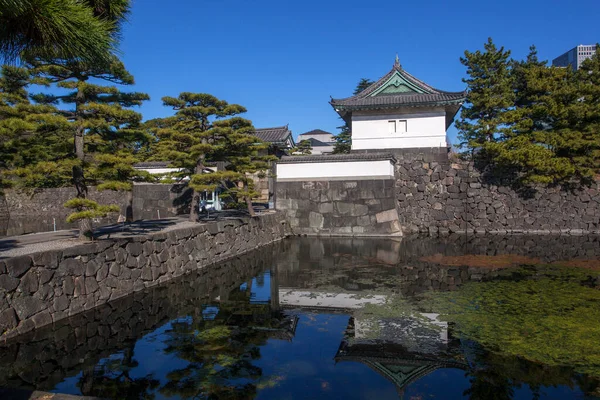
[{"left": 278, "top": 153, "right": 397, "bottom": 164}]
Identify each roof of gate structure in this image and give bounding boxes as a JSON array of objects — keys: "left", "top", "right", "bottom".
[
  {"left": 335, "top": 341, "right": 468, "bottom": 396},
  {"left": 253, "top": 125, "right": 294, "bottom": 145},
  {"left": 330, "top": 56, "right": 466, "bottom": 117}
]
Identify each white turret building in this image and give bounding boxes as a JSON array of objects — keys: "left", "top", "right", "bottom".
[{"left": 330, "top": 57, "right": 465, "bottom": 151}]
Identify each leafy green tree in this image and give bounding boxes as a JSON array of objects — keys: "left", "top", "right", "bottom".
[
  {"left": 150, "top": 93, "right": 270, "bottom": 220},
  {"left": 0, "top": 0, "right": 130, "bottom": 65},
  {"left": 455, "top": 38, "right": 514, "bottom": 152},
  {"left": 333, "top": 78, "right": 374, "bottom": 154},
  {"left": 30, "top": 58, "right": 150, "bottom": 238},
  {"left": 291, "top": 139, "right": 312, "bottom": 155}
]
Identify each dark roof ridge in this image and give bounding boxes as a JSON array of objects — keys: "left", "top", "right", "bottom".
[{"left": 331, "top": 63, "right": 465, "bottom": 104}]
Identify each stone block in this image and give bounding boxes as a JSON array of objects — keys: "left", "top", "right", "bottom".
[
  {"left": 318, "top": 202, "right": 333, "bottom": 214},
  {"left": 31, "top": 251, "right": 60, "bottom": 269},
  {"left": 60, "top": 258, "right": 84, "bottom": 276},
  {"left": 19, "top": 270, "right": 38, "bottom": 294},
  {"left": 0, "top": 274, "right": 20, "bottom": 292},
  {"left": 12, "top": 296, "right": 46, "bottom": 320},
  {"left": 5, "top": 256, "right": 32, "bottom": 278},
  {"left": 0, "top": 308, "right": 18, "bottom": 331},
  {"left": 376, "top": 209, "right": 399, "bottom": 224}
]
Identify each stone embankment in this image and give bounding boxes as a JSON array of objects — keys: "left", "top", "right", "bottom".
[
  {"left": 0, "top": 212, "right": 289, "bottom": 340},
  {"left": 395, "top": 158, "right": 600, "bottom": 235}
]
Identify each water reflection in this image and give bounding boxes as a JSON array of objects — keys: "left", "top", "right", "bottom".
[{"left": 0, "top": 236, "right": 599, "bottom": 399}]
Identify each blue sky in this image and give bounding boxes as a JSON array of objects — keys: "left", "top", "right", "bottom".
[{"left": 119, "top": 0, "right": 599, "bottom": 145}]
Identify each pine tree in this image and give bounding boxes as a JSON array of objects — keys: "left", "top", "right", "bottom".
[
  {"left": 333, "top": 78, "right": 373, "bottom": 154},
  {"left": 456, "top": 38, "right": 514, "bottom": 152},
  {"left": 30, "top": 58, "right": 150, "bottom": 238},
  {"left": 291, "top": 139, "right": 312, "bottom": 155},
  {"left": 150, "top": 93, "right": 269, "bottom": 220},
  {"left": 0, "top": 0, "right": 130, "bottom": 65},
  {"left": 0, "top": 65, "right": 71, "bottom": 189},
  {"left": 459, "top": 40, "right": 600, "bottom": 186},
  {"left": 203, "top": 117, "right": 274, "bottom": 216}
]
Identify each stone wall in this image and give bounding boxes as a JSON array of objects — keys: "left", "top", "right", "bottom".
[
  {"left": 0, "top": 212, "right": 289, "bottom": 340},
  {"left": 276, "top": 179, "right": 401, "bottom": 236},
  {"left": 276, "top": 148, "right": 600, "bottom": 236},
  {"left": 0, "top": 242, "right": 280, "bottom": 390},
  {"left": 131, "top": 183, "right": 190, "bottom": 221},
  {"left": 0, "top": 184, "right": 192, "bottom": 236},
  {"left": 0, "top": 188, "right": 127, "bottom": 236},
  {"left": 393, "top": 153, "right": 600, "bottom": 235}
]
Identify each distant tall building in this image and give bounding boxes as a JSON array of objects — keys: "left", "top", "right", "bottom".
[{"left": 552, "top": 44, "right": 597, "bottom": 70}]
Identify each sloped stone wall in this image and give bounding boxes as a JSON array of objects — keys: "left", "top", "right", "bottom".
[
  {"left": 394, "top": 156, "right": 600, "bottom": 235},
  {"left": 0, "top": 213, "right": 289, "bottom": 340},
  {"left": 276, "top": 180, "right": 402, "bottom": 236},
  {"left": 0, "top": 241, "right": 281, "bottom": 389}
]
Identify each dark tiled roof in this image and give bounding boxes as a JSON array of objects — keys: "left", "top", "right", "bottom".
[
  {"left": 279, "top": 152, "right": 396, "bottom": 164},
  {"left": 330, "top": 61, "right": 465, "bottom": 111},
  {"left": 134, "top": 161, "right": 172, "bottom": 168},
  {"left": 253, "top": 125, "right": 292, "bottom": 144},
  {"left": 298, "top": 129, "right": 334, "bottom": 137}
]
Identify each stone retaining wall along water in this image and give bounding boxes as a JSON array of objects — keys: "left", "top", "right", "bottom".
[
  {"left": 392, "top": 152, "right": 600, "bottom": 235},
  {"left": 0, "top": 213, "right": 289, "bottom": 340},
  {"left": 275, "top": 153, "right": 402, "bottom": 236}
]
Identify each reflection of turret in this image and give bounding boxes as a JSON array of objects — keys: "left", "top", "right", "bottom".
[{"left": 335, "top": 340, "right": 467, "bottom": 399}]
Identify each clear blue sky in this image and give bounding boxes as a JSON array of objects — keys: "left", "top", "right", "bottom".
[{"left": 119, "top": 0, "right": 599, "bottom": 145}]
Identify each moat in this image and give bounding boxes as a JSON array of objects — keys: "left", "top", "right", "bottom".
[{"left": 1, "top": 235, "right": 599, "bottom": 399}]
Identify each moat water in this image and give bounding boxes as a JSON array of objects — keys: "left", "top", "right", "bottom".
[{"left": 1, "top": 235, "right": 599, "bottom": 399}]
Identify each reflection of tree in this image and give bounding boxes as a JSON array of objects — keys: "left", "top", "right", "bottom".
[
  {"left": 159, "top": 301, "right": 290, "bottom": 399},
  {"left": 78, "top": 344, "right": 159, "bottom": 399}
]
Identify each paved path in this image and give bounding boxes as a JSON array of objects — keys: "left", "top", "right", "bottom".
[
  {"left": 0, "top": 218, "right": 185, "bottom": 259},
  {"left": 0, "top": 210, "right": 271, "bottom": 259}
]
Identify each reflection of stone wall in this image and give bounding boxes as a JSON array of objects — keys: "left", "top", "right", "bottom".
[
  {"left": 0, "top": 243, "right": 281, "bottom": 390},
  {"left": 276, "top": 180, "right": 401, "bottom": 236},
  {"left": 274, "top": 236, "right": 600, "bottom": 297},
  {"left": 0, "top": 213, "right": 289, "bottom": 340}
]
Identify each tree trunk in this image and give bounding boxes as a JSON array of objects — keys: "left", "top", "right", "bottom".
[
  {"left": 74, "top": 84, "right": 90, "bottom": 240},
  {"left": 189, "top": 159, "right": 204, "bottom": 222},
  {"left": 243, "top": 182, "right": 255, "bottom": 217}
]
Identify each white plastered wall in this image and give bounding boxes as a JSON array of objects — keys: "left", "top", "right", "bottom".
[
  {"left": 277, "top": 160, "right": 394, "bottom": 181},
  {"left": 351, "top": 107, "right": 448, "bottom": 150}
]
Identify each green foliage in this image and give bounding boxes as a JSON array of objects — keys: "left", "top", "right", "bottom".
[
  {"left": 148, "top": 92, "right": 273, "bottom": 218},
  {"left": 456, "top": 38, "right": 514, "bottom": 149},
  {"left": 64, "top": 198, "right": 119, "bottom": 223},
  {"left": 458, "top": 39, "right": 600, "bottom": 186},
  {"left": 333, "top": 78, "right": 374, "bottom": 154},
  {"left": 0, "top": 0, "right": 130, "bottom": 65},
  {"left": 0, "top": 65, "right": 72, "bottom": 188},
  {"left": 428, "top": 266, "right": 600, "bottom": 378},
  {"left": 291, "top": 139, "right": 312, "bottom": 155}
]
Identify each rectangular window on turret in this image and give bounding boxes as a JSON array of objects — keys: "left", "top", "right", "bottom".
[
  {"left": 398, "top": 120, "right": 407, "bottom": 133},
  {"left": 388, "top": 120, "right": 396, "bottom": 134}
]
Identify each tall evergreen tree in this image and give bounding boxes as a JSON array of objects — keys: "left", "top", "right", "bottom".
[
  {"left": 456, "top": 38, "right": 514, "bottom": 152},
  {"left": 30, "top": 58, "right": 150, "bottom": 238},
  {"left": 333, "top": 78, "right": 374, "bottom": 154},
  {"left": 0, "top": 0, "right": 130, "bottom": 65}
]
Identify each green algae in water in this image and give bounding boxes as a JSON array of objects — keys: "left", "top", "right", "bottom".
[{"left": 427, "top": 265, "right": 600, "bottom": 378}]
